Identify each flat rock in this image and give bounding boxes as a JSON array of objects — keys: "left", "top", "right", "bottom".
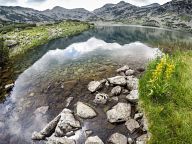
[
  {"left": 111, "top": 86, "right": 122, "bottom": 96},
  {"left": 55, "top": 109, "right": 80, "bottom": 137},
  {"left": 46, "top": 136, "right": 75, "bottom": 144},
  {"left": 107, "top": 103, "right": 131, "bottom": 123},
  {"left": 88, "top": 80, "right": 104, "bottom": 92},
  {"left": 125, "top": 119, "right": 140, "bottom": 133},
  {"left": 94, "top": 93, "right": 108, "bottom": 104},
  {"left": 126, "top": 90, "right": 139, "bottom": 103},
  {"left": 127, "top": 76, "right": 139, "bottom": 90},
  {"left": 116, "top": 65, "right": 130, "bottom": 73},
  {"left": 125, "top": 69, "right": 135, "bottom": 76},
  {"left": 85, "top": 136, "right": 104, "bottom": 144},
  {"left": 108, "top": 133, "right": 127, "bottom": 144},
  {"left": 76, "top": 102, "right": 97, "bottom": 119},
  {"left": 108, "top": 76, "right": 127, "bottom": 86}
]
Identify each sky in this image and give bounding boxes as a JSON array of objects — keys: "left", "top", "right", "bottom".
[{"left": 0, "top": 0, "right": 171, "bottom": 11}]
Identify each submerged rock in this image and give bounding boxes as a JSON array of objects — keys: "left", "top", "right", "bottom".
[
  {"left": 108, "top": 76, "right": 127, "bottom": 86},
  {"left": 127, "top": 76, "right": 139, "bottom": 90},
  {"left": 85, "top": 136, "right": 104, "bottom": 144},
  {"left": 125, "top": 69, "right": 135, "bottom": 76},
  {"left": 94, "top": 93, "right": 108, "bottom": 104},
  {"left": 34, "top": 106, "right": 49, "bottom": 115},
  {"left": 111, "top": 86, "right": 122, "bottom": 96},
  {"left": 126, "top": 90, "right": 139, "bottom": 103},
  {"left": 108, "top": 133, "right": 127, "bottom": 144},
  {"left": 76, "top": 102, "right": 97, "bottom": 119},
  {"left": 88, "top": 81, "right": 103, "bottom": 92},
  {"left": 125, "top": 119, "right": 140, "bottom": 133},
  {"left": 107, "top": 103, "right": 131, "bottom": 123},
  {"left": 116, "top": 65, "right": 130, "bottom": 73},
  {"left": 46, "top": 136, "right": 75, "bottom": 144},
  {"left": 55, "top": 109, "right": 80, "bottom": 137}
]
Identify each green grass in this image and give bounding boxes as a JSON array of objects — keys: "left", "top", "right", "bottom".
[
  {"left": 139, "top": 51, "right": 192, "bottom": 143},
  {"left": 3, "top": 21, "right": 93, "bottom": 58}
]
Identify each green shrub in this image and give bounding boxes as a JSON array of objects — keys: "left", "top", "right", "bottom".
[{"left": 0, "top": 37, "right": 9, "bottom": 66}]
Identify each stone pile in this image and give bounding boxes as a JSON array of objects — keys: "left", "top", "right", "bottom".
[{"left": 32, "top": 65, "right": 150, "bottom": 144}]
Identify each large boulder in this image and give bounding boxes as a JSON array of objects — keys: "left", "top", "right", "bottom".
[
  {"left": 126, "top": 90, "right": 139, "bottom": 103},
  {"left": 55, "top": 109, "right": 80, "bottom": 137},
  {"left": 125, "top": 119, "right": 140, "bottom": 133},
  {"left": 94, "top": 93, "right": 108, "bottom": 104},
  {"left": 127, "top": 76, "right": 139, "bottom": 90},
  {"left": 106, "top": 103, "right": 131, "bottom": 123},
  {"left": 111, "top": 86, "right": 122, "bottom": 96},
  {"left": 108, "top": 76, "right": 127, "bottom": 86},
  {"left": 108, "top": 133, "right": 127, "bottom": 144},
  {"left": 85, "top": 136, "right": 104, "bottom": 144},
  {"left": 76, "top": 102, "right": 97, "bottom": 119}
]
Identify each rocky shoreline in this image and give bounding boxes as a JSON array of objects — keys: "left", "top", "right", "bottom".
[{"left": 31, "top": 65, "right": 150, "bottom": 144}]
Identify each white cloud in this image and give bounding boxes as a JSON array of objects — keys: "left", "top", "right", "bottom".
[{"left": 0, "top": 0, "right": 171, "bottom": 11}]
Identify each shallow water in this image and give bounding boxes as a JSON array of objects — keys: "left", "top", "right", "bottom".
[{"left": 0, "top": 26, "right": 192, "bottom": 144}]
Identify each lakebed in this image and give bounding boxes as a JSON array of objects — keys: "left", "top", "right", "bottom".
[{"left": 0, "top": 26, "right": 192, "bottom": 144}]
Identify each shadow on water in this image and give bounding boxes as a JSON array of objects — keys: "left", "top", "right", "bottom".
[{"left": 0, "top": 26, "right": 192, "bottom": 144}]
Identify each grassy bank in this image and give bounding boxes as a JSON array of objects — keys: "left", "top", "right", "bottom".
[
  {"left": 2, "top": 21, "right": 93, "bottom": 59},
  {"left": 139, "top": 51, "right": 192, "bottom": 143}
]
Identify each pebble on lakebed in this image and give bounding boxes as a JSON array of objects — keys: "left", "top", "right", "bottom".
[{"left": 32, "top": 65, "right": 150, "bottom": 144}]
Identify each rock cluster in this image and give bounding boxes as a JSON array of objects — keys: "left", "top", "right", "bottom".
[{"left": 32, "top": 65, "right": 150, "bottom": 144}]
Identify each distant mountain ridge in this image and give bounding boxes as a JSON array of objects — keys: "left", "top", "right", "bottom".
[{"left": 0, "top": 0, "right": 192, "bottom": 32}]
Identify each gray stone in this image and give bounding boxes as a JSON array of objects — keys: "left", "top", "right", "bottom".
[
  {"left": 126, "top": 90, "right": 139, "bottom": 103},
  {"left": 85, "top": 136, "right": 104, "bottom": 144},
  {"left": 65, "top": 97, "right": 74, "bottom": 107},
  {"left": 116, "top": 65, "right": 130, "bottom": 73},
  {"left": 107, "top": 103, "right": 131, "bottom": 123},
  {"left": 125, "top": 119, "right": 140, "bottom": 133},
  {"left": 141, "top": 115, "right": 149, "bottom": 132},
  {"left": 111, "top": 97, "right": 119, "bottom": 102},
  {"left": 134, "top": 113, "right": 143, "bottom": 120},
  {"left": 76, "top": 102, "right": 97, "bottom": 119},
  {"left": 94, "top": 93, "right": 108, "bottom": 104},
  {"left": 85, "top": 130, "right": 93, "bottom": 137},
  {"left": 88, "top": 81, "right": 103, "bottom": 92},
  {"left": 5, "top": 83, "right": 14, "bottom": 91},
  {"left": 31, "top": 131, "right": 45, "bottom": 140},
  {"left": 46, "top": 136, "right": 75, "bottom": 144},
  {"left": 40, "top": 115, "right": 61, "bottom": 136},
  {"left": 111, "top": 86, "right": 122, "bottom": 96},
  {"left": 127, "top": 76, "right": 139, "bottom": 90},
  {"left": 55, "top": 109, "right": 80, "bottom": 137},
  {"left": 5, "top": 40, "right": 18, "bottom": 47},
  {"left": 125, "top": 69, "right": 135, "bottom": 76},
  {"left": 136, "top": 133, "right": 151, "bottom": 144},
  {"left": 108, "top": 76, "right": 127, "bottom": 86},
  {"left": 108, "top": 133, "right": 127, "bottom": 144},
  {"left": 128, "top": 137, "right": 133, "bottom": 144},
  {"left": 66, "top": 131, "right": 75, "bottom": 137}
]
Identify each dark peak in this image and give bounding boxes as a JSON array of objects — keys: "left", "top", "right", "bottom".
[{"left": 118, "top": 1, "right": 126, "bottom": 4}]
